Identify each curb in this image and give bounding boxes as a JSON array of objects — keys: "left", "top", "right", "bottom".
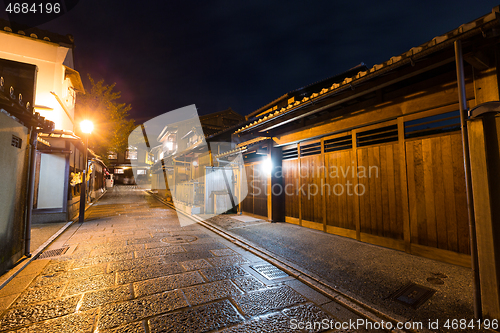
[
  {"left": 147, "top": 191, "right": 421, "bottom": 333},
  {"left": 0, "top": 189, "right": 107, "bottom": 291}
]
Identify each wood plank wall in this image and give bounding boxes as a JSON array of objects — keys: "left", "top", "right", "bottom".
[
  {"left": 357, "top": 143, "right": 404, "bottom": 240},
  {"left": 283, "top": 159, "right": 300, "bottom": 220},
  {"left": 281, "top": 110, "right": 470, "bottom": 266},
  {"left": 300, "top": 155, "right": 324, "bottom": 226},
  {"left": 406, "top": 133, "right": 470, "bottom": 254},
  {"left": 325, "top": 150, "right": 356, "bottom": 231}
]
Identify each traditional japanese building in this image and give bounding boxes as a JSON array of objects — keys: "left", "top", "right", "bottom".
[
  {"left": 222, "top": 6, "right": 500, "bottom": 269},
  {"left": 0, "top": 20, "right": 99, "bottom": 224}
]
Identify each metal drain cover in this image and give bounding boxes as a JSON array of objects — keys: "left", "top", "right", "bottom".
[
  {"left": 161, "top": 235, "right": 198, "bottom": 244},
  {"left": 251, "top": 264, "right": 288, "bottom": 280},
  {"left": 38, "top": 247, "right": 69, "bottom": 259},
  {"left": 391, "top": 283, "right": 436, "bottom": 309}
]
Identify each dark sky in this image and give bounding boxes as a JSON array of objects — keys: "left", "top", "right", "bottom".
[{"left": 1, "top": 1, "right": 499, "bottom": 122}]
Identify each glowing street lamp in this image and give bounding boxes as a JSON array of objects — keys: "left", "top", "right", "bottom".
[
  {"left": 80, "top": 119, "right": 94, "bottom": 134},
  {"left": 79, "top": 120, "right": 93, "bottom": 223}
]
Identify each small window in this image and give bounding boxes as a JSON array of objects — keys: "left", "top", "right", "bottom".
[
  {"left": 300, "top": 142, "right": 321, "bottom": 157},
  {"left": 356, "top": 124, "right": 398, "bottom": 147},
  {"left": 324, "top": 134, "right": 352, "bottom": 153},
  {"left": 114, "top": 169, "right": 124, "bottom": 174},
  {"left": 282, "top": 146, "right": 298, "bottom": 160},
  {"left": 125, "top": 149, "right": 137, "bottom": 160},
  {"left": 404, "top": 110, "right": 460, "bottom": 139},
  {"left": 108, "top": 152, "right": 117, "bottom": 160}
]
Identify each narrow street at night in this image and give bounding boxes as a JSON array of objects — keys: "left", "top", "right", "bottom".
[
  {"left": 0, "top": 186, "right": 369, "bottom": 333},
  {"left": 3, "top": 2, "right": 500, "bottom": 332}
]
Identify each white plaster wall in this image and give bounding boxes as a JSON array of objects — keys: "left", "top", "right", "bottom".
[
  {"left": 37, "top": 153, "right": 66, "bottom": 209},
  {"left": 0, "top": 32, "right": 74, "bottom": 131},
  {"left": 0, "top": 111, "right": 28, "bottom": 263}
]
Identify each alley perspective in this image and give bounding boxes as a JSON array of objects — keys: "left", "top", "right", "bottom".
[
  {"left": 0, "top": 186, "right": 378, "bottom": 333},
  {"left": 0, "top": 186, "right": 490, "bottom": 333},
  {"left": 4, "top": 2, "right": 500, "bottom": 333}
]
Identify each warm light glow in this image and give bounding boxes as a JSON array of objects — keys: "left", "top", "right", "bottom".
[
  {"left": 261, "top": 157, "right": 272, "bottom": 174},
  {"left": 80, "top": 120, "right": 94, "bottom": 134}
]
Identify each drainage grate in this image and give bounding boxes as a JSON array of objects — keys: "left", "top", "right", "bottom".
[
  {"left": 38, "top": 247, "right": 69, "bottom": 259},
  {"left": 251, "top": 264, "right": 288, "bottom": 280},
  {"left": 391, "top": 283, "right": 436, "bottom": 309}
]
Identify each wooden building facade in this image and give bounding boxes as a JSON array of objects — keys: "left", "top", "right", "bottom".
[{"left": 229, "top": 7, "right": 500, "bottom": 267}]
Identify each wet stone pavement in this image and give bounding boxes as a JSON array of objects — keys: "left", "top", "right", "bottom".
[{"left": 0, "top": 186, "right": 365, "bottom": 333}]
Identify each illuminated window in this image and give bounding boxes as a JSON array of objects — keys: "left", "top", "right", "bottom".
[
  {"left": 108, "top": 152, "right": 117, "bottom": 160},
  {"left": 114, "top": 169, "right": 124, "bottom": 174},
  {"left": 125, "top": 149, "right": 137, "bottom": 160}
]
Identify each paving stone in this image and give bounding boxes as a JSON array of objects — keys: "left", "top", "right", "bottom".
[
  {"left": 89, "top": 244, "right": 145, "bottom": 257},
  {"left": 9, "top": 309, "right": 98, "bottom": 333},
  {"left": 222, "top": 312, "right": 295, "bottom": 333},
  {"left": 210, "top": 248, "right": 237, "bottom": 256},
  {"left": 101, "top": 321, "right": 146, "bottom": 333},
  {"left": 40, "top": 260, "right": 73, "bottom": 275},
  {"left": 80, "top": 285, "right": 133, "bottom": 311},
  {"left": 163, "top": 251, "right": 214, "bottom": 262},
  {"left": 77, "top": 240, "right": 128, "bottom": 250},
  {"left": 98, "top": 289, "right": 187, "bottom": 329},
  {"left": 283, "top": 303, "right": 334, "bottom": 333},
  {"left": 14, "top": 283, "right": 66, "bottom": 306},
  {"left": 183, "top": 280, "right": 241, "bottom": 305},
  {"left": 285, "top": 280, "right": 331, "bottom": 305},
  {"left": 29, "top": 273, "right": 67, "bottom": 289},
  {"left": 0, "top": 295, "right": 80, "bottom": 329},
  {"left": 232, "top": 276, "right": 266, "bottom": 292},
  {"left": 127, "top": 237, "right": 157, "bottom": 245},
  {"left": 73, "top": 252, "right": 135, "bottom": 267},
  {"left": 65, "top": 264, "right": 108, "bottom": 280},
  {"left": 200, "top": 266, "right": 248, "bottom": 282},
  {"left": 148, "top": 299, "right": 242, "bottom": 333},
  {"left": 207, "top": 254, "right": 250, "bottom": 267},
  {"left": 116, "top": 263, "right": 183, "bottom": 284},
  {"left": 134, "top": 271, "right": 204, "bottom": 298},
  {"left": 182, "top": 243, "right": 227, "bottom": 252},
  {"left": 134, "top": 246, "right": 185, "bottom": 258},
  {"left": 180, "top": 259, "right": 212, "bottom": 271},
  {"left": 144, "top": 242, "right": 173, "bottom": 249},
  {"left": 107, "top": 256, "right": 165, "bottom": 273},
  {"left": 62, "top": 273, "right": 115, "bottom": 296},
  {"left": 232, "top": 286, "right": 306, "bottom": 316}
]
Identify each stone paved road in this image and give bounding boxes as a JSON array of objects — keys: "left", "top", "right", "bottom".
[{"left": 0, "top": 186, "right": 366, "bottom": 333}]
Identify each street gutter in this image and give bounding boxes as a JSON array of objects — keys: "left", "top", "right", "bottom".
[{"left": 147, "top": 190, "right": 420, "bottom": 333}]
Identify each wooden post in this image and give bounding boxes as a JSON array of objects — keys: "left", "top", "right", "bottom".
[
  {"left": 321, "top": 138, "right": 327, "bottom": 232},
  {"left": 352, "top": 130, "right": 361, "bottom": 241},
  {"left": 468, "top": 115, "right": 500, "bottom": 320},
  {"left": 398, "top": 117, "right": 411, "bottom": 253},
  {"left": 455, "top": 39, "right": 481, "bottom": 319},
  {"left": 298, "top": 142, "right": 302, "bottom": 226}
]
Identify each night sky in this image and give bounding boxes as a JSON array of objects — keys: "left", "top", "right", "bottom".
[{"left": 1, "top": 1, "right": 499, "bottom": 122}]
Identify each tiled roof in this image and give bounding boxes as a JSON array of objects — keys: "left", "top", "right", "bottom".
[
  {"left": 0, "top": 18, "right": 74, "bottom": 45},
  {"left": 235, "top": 6, "right": 500, "bottom": 134}
]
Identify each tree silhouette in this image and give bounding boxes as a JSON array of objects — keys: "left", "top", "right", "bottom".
[{"left": 75, "top": 75, "right": 135, "bottom": 165}]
